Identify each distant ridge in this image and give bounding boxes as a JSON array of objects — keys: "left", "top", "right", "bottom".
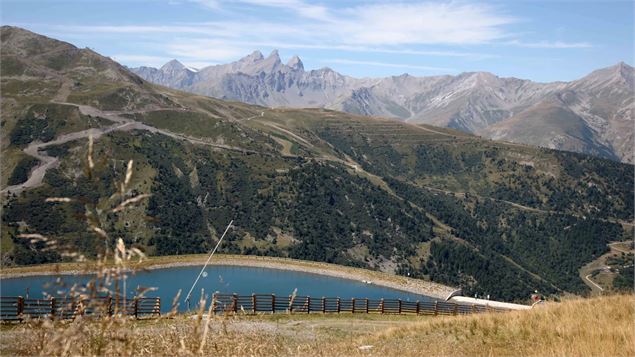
[{"left": 131, "top": 55, "right": 634, "bottom": 163}]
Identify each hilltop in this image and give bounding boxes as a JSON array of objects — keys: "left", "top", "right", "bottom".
[{"left": 1, "top": 26, "right": 633, "bottom": 302}]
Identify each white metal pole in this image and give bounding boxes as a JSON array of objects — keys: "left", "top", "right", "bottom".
[{"left": 185, "top": 220, "right": 233, "bottom": 309}]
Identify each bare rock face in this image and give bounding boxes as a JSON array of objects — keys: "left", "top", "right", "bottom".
[
  {"left": 131, "top": 53, "right": 634, "bottom": 163},
  {"left": 132, "top": 59, "right": 196, "bottom": 89}
]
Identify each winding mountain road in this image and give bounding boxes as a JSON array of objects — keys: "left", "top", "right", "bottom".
[
  {"left": 584, "top": 274, "right": 605, "bottom": 291},
  {"left": 1, "top": 103, "right": 260, "bottom": 196}
]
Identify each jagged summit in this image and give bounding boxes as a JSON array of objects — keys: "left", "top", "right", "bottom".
[
  {"left": 131, "top": 51, "right": 633, "bottom": 163},
  {"left": 262, "top": 49, "right": 282, "bottom": 66},
  {"left": 266, "top": 49, "right": 280, "bottom": 60},
  {"left": 239, "top": 50, "right": 264, "bottom": 63},
  {"left": 287, "top": 55, "right": 304, "bottom": 71}
]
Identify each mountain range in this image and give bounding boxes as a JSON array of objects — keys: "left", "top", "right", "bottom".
[
  {"left": 131, "top": 52, "right": 634, "bottom": 163},
  {"left": 2, "top": 26, "right": 633, "bottom": 301}
]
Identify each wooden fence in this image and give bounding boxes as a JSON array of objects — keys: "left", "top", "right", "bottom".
[
  {"left": 0, "top": 296, "right": 160, "bottom": 322},
  {"left": 210, "top": 293, "right": 508, "bottom": 316},
  {"left": 1, "top": 293, "right": 510, "bottom": 322}
]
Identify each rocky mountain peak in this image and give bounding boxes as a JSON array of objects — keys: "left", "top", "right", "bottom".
[
  {"left": 129, "top": 49, "right": 633, "bottom": 163},
  {"left": 575, "top": 61, "right": 635, "bottom": 90},
  {"left": 239, "top": 50, "right": 264, "bottom": 64},
  {"left": 160, "top": 59, "right": 186, "bottom": 72},
  {"left": 613, "top": 61, "right": 634, "bottom": 83},
  {"left": 287, "top": 55, "right": 304, "bottom": 71},
  {"left": 265, "top": 49, "right": 281, "bottom": 63}
]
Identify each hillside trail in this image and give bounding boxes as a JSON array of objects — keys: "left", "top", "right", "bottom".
[
  {"left": 2, "top": 102, "right": 261, "bottom": 196},
  {"left": 579, "top": 240, "right": 634, "bottom": 293},
  {"left": 5, "top": 101, "right": 634, "bottom": 230},
  {"left": 417, "top": 184, "right": 634, "bottom": 227}
]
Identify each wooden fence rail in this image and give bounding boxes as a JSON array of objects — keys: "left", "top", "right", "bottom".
[
  {"left": 1, "top": 293, "right": 510, "bottom": 323},
  {"left": 0, "top": 296, "right": 160, "bottom": 322},
  {"left": 210, "top": 293, "right": 508, "bottom": 316}
]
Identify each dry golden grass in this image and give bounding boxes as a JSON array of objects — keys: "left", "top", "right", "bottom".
[
  {"left": 1, "top": 294, "right": 632, "bottom": 357},
  {"left": 345, "top": 294, "right": 635, "bottom": 357}
]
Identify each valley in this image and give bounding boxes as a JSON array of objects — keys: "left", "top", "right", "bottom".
[
  {"left": 1, "top": 0, "right": 633, "bottom": 354},
  {"left": 1, "top": 26, "right": 633, "bottom": 304}
]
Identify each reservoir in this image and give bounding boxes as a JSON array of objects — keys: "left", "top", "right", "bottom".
[{"left": 0, "top": 265, "right": 434, "bottom": 312}]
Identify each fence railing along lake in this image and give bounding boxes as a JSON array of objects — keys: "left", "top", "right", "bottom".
[
  {"left": 1, "top": 293, "right": 509, "bottom": 322},
  {"left": 0, "top": 296, "right": 161, "bottom": 322},
  {"left": 211, "top": 293, "right": 507, "bottom": 315}
]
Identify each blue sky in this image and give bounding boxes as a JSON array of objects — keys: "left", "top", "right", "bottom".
[{"left": 1, "top": 0, "right": 633, "bottom": 82}]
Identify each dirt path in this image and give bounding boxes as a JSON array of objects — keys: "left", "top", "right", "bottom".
[
  {"left": 1, "top": 122, "right": 135, "bottom": 196},
  {"left": 417, "top": 183, "right": 634, "bottom": 227},
  {"left": 261, "top": 122, "right": 313, "bottom": 147},
  {"left": 579, "top": 240, "right": 634, "bottom": 293},
  {"left": 584, "top": 274, "right": 604, "bottom": 291},
  {"left": 608, "top": 241, "right": 634, "bottom": 254},
  {"left": 2, "top": 104, "right": 261, "bottom": 196}
]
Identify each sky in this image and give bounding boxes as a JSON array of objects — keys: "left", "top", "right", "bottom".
[{"left": 1, "top": 0, "right": 633, "bottom": 82}]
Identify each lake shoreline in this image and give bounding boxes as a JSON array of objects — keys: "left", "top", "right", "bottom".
[{"left": 0, "top": 255, "right": 455, "bottom": 299}]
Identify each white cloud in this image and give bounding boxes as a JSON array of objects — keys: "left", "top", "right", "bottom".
[
  {"left": 230, "top": 0, "right": 331, "bottom": 21},
  {"left": 46, "top": 24, "right": 215, "bottom": 34},
  {"left": 189, "top": 0, "right": 220, "bottom": 9},
  {"left": 111, "top": 54, "right": 170, "bottom": 68},
  {"left": 327, "top": 59, "right": 454, "bottom": 72},
  {"left": 18, "top": 1, "right": 591, "bottom": 69},
  {"left": 505, "top": 40, "right": 593, "bottom": 49},
  {"left": 166, "top": 41, "right": 246, "bottom": 61},
  {"left": 337, "top": 2, "right": 515, "bottom": 45}
]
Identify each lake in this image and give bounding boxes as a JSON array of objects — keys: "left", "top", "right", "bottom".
[{"left": 0, "top": 265, "right": 434, "bottom": 312}]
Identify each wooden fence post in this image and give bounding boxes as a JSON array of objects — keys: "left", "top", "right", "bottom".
[
  {"left": 252, "top": 294, "right": 256, "bottom": 314},
  {"left": 352, "top": 298, "right": 355, "bottom": 313},
  {"left": 434, "top": 301, "right": 438, "bottom": 316},
  {"left": 398, "top": 299, "right": 402, "bottom": 314},
  {"left": 471, "top": 304, "right": 475, "bottom": 314},
  {"left": 307, "top": 296, "right": 311, "bottom": 314},
  {"left": 232, "top": 294, "right": 238, "bottom": 313},
  {"left": 416, "top": 301, "right": 420, "bottom": 315},
  {"left": 17, "top": 296, "right": 24, "bottom": 321},
  {"left": 336, "top": 298, "right": 341, "bottom": 313},
  {"left": 50, "top": 297, "right": 56, "bottom": 320},
  {"left": 108, "top": 296, "right": 113, "bottom": 316},
  {"left": 322, "top": 297, "right": 326, "bottom": 313},
  {"left": 211, "top": 294, "right": 217, "bottom": 315},
  {"left": 272, "top": 294, "right": 276, "bottom": 313},
  {"left": 380, "top": 299, "right": 385, "bottom": 314},
  {"left": 134, "top": 298, "right": 139, "bottom": 319},
  {"left": 289, "top": 295, "right": 293, "bottom": 314},
  {"left": 453, "top": 303, "right": 458, "bottom": 316},
  {"left": 365, "top": 298, "right": 369, "bottom": 314}
]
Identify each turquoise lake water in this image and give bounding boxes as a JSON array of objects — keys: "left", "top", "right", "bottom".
[{"left": 0, "top": 265, "right": 434, "bottom": 312}]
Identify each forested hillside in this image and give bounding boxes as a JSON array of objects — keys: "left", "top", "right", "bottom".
[{"left": 2, "top": 26, "right": 632, "bottom": 302}]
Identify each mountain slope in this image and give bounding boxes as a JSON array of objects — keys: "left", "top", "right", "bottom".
[
  {"left": 131, "top": 54, "right": 634, "bottom": 163},
  {"left": 2, "top": 27, "right": 633, "bottom": 302}
]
